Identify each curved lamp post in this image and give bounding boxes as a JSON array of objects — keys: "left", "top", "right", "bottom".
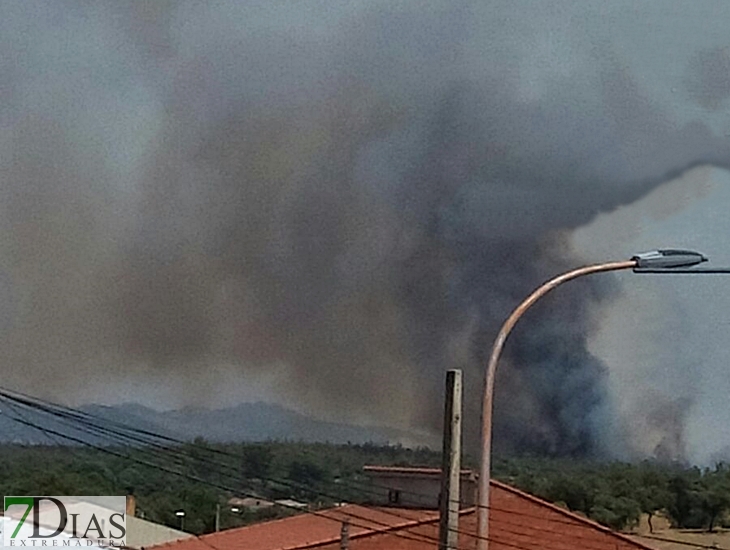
[{"left": 475, "top": 249, "right": 728, "bottom": 550}]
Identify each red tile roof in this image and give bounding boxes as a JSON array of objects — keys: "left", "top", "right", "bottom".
[
  {"left": 147, "top": 506, "right": 437, "bottom": 550},
  {"left": 147, "top": 481, "right": 658, "bottom": 550}
]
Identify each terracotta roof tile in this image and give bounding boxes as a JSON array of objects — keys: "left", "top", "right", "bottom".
[{"left": 147, "top": 505, "right": 436, "bottom": 550}]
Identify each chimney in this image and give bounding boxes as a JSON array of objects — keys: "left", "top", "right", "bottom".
[{"left": 126, "top": 494, "right": 136, "bottom": 518}]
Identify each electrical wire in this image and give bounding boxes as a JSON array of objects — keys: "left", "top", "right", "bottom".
[
  {"left": 0, "top": 386, "right": 623, "bottom": 531},
  {"left": 0, "top": 389, "right": 618, "bottom": 548},
  {"left": 2, "top": 388, "right": 706, "bottom": 550},
  {"left": 0, "top": 407, "right": 447, "bottom": 548},
  {"left": 0, "top": 387, "right": 670, "bottom": 550},
  {"left": 1, "top": 402, "right": 549, "bottom": 550}
]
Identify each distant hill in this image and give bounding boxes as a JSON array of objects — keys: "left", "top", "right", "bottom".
[{"left": 0, "top": 401, "right": 421, "bottom": 446}]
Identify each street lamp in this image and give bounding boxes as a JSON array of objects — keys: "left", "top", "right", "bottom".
[{"left": 476, "top": 249, "right": 729, "bottom": 550}]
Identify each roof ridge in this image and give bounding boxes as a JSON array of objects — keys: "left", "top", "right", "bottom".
[{"left": 488, "top": 479, "right": 657, "bottom": 550}]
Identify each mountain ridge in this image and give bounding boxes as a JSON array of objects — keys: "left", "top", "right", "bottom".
[{"left": 0, "top": 401, "right": 422, "bottom": 446}]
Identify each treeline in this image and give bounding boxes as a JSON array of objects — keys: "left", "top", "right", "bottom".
[
  {"left": 0, "top": 441, "right": 440, "bottom": 534},
  {"left": 1, "top": 442, "right": 730, "bottom": 534},
  {"left": 494, "top": 456, "right": 730, "bottom": 532}
]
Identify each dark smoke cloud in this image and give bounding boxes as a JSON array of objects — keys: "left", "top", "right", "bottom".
[{"left": 2, "top": 1, "right": 729, "bottom": 456}]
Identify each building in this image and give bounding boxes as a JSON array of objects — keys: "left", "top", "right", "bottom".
[
  {"left": 127, "top": 516, "right": 193, "bottom": 549},
  {"left": 228, "top": 496, "right": 275, "bottom": 512},
  {"left": 126, "top": 494, "right": 194, "bottom": 548},
  {"left": 273, "top": 498, "right": 308, "bottom": 510},
  {"left": 146, "top": 477, "right": 659, "bottom": 550},
  {"left": 362, "top": 465, "right": 477, "bottom": 509},
  {"left": 227, "top": 496, "right": 308, "bottom": 512}
]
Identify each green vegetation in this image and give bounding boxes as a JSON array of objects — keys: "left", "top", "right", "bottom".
[
  {"left": 0, "top": 441, "right": 440, "bottom": 534},
  {"left": 1, "top": 442, "right": 730, "bottom": 535},
  {"left": 493, "top": 456, "right": 730, "bottom": 532}
]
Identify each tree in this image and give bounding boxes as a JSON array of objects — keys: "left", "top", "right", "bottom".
[
  {"left": 589, "top": 495, "right": 641, "bottom": 531},
  {"left": 634, "top": 465, "right": 672, "bottom": 533},
  {"left": 288, "top": 459, "right": 326, "bottom": 485},
  {"left": 697, "top": 466, "right": 730, "bottom": 532},
  {"left": 666, "top": 470, "right": 703, "bottom": 529},
  {"left": 544, "top": 473, "right": 595, "bottom": 514},
  {"left": 242, "top": 445, "right": 274, "bottom": 481}
]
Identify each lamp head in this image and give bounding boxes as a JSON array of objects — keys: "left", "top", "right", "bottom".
[{"left": 632, "top": 249, "right": 707, "bottom": 269}]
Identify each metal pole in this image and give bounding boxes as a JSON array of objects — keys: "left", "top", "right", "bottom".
[
  {"left": 439, "top": 369, "right": 463, "bottom": 550},
  {"left": 476, "top": 259, "right": 637, "bottom": 550},
  {"left": 215, "top": 503, "right": 220, "bottom": 532}
]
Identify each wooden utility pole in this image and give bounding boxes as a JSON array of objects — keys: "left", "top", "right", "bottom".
[{"left": 439, "top": 369, "right": 463, "bottom": 550}]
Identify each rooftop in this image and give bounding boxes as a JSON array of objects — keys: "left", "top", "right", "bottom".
[{"left": 147, "top": 480, "right": 659, "bottom": 550}]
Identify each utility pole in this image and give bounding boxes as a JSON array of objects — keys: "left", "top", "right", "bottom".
[{"left": 439, "top": 369, "right": 462, "bottom": 550}]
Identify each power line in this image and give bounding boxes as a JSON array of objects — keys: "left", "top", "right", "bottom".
[
  {"left": 0, "top": 398, "right": 638, "bottom": 550},
  {"left": 0, "top": 408, "right": 443, "bottom": 548},
  {"left": 0, "top": 387, "right": 662, "bottom": 549},
  {"left": 1, "top": 405, "right": 547, "bottom": 550},
  {"left": 0, "top": 386, "right": 608, "bottom": 530},
  {"left": 0, "top": 389, "right": 608, "bottom": 547},
  {"left": 1, "top": 387, "right": 692, "bottom": 550},
  {"left": 0, "top": 395, "right": 64, "bottom": 446},
  {"left": 0, "top": 387, "right": 533, "bottom": 513}
]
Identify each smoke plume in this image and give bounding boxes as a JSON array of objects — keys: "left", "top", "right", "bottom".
[{"left": 1, "top": 1, "right": 729, "bottom": 457}]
